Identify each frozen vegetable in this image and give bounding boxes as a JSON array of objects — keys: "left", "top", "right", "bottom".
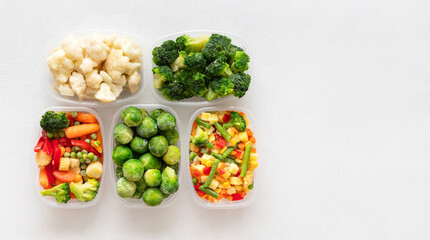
[
  {"left": 160, "top": 166, "right": 179, "bottom": 195},
  {"left": 136, "top": 117, "right": 158, "bottom": 139},
  {"left": 40, "top": 182, "right": 71, "bottom": 203},
  {"left": 113, "top": 123, "right": 133, "bottom": 144},
  {"left": 149, "top": 136, "right": 168, "bottom": 157},
  {"left": 144, "top": 169, "right": 162, "bottom": 187},
  {"left": 156, "top": 112, "right": 176, "bottom": 131},
  {"left": 40, "top": 111, "right": 69, "bottom": 132},
  {"left": 143, "top": 188, "right": 163, "bottom": 206},
  {"left": 162, "top": 129, "right": 179, "bottom": 145},
  {"left": 139, "top": 153, "right": 161, "bottom": 170},
  {"left": 122, "top": 159, "right": 144, "bottom": 181},
  {"left": 116, "top": 177, "right": 136, "bottom": 198},
  {"left": 162, "top": 146, "right": 180, "bottom": 165},
  {"left": 69, "top": 179, "right": 100, "bottom": 202},
  {"left": 121, "top": 106, "right": 144, "bottom": 127},
  {"left": 112, "top": 145, "right": 133, "bottom": 166},
  {"left": 129, "top": 136, "right": 148, "bottom": 154}
]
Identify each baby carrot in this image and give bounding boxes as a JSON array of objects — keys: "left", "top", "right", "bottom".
[
  {"left": 65, "top": 124, "right": 100, "bottom": 139},
  {"left": 74, "top": 112, "right": 98, "bottom": 124}
]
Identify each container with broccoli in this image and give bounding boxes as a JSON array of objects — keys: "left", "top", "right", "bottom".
[
  {"left": 111, "top": 105, "right": 181, "bottom": 207},
  {"left": 151, "top": 32, "right": 251, "bottom": 103}
]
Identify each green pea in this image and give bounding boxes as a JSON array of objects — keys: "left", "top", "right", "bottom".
[
  {"left": 88, "top": 152, "right": 94, "bottom": 160},
  {"left": 77, "top": 152, "right": 82, "bottom": 158},
  {"left": 74, "top": 121, "right": 81, "bottom": 126},
  {"left": 93, "top": 155, "right": 99, "bottom": 161},
  {"left": 64, "top": 152, "right": 70, "bottom": 158},
  {"left": 70, "top": 152, "right": 76, "bottom": 158},
  {"left": 82, "top": 150, "right": 88, "bottom": 154},
  {"left": 47, "top": 132, "right": 54, "bottom": 139},
  {"left": 80, "top": 163, "right": 87, "bottom": 169},
  {"left": 79, "top": 158, "right": 84, "bottom": 163},
  {"left": 91, "top": 133, "right": 97, "bottom": 140},
  {"left": 82, "top": 153, "right": 88, "bottom": 160},
  {"left": 85, "top": 139, "right": 91, "bottom": 144},
  {"left": 71, "top": 111, "right": 77, "bottom": 118},
  {"left": 81, "top": 170, "right": 86, "bottom": 177},
  {"left": 85, "top": 159, "right": 91, "bottom": 164},
  {"left": 75, "top": 146, "right": 81, "bottom": 151}
]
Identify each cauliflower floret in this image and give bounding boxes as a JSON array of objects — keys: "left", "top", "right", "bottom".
[
  {"left": 127, "top": 70, "right": 141, "bottom": 94},
  {"left": 86, "top": 34, "right": 109, "bottom": 64},
  {"left": 83, "top": 86, "right": 98, "bottom": 99},
  {"left": 100, "top": 71, "right": 123, "bottom": 97},
  {"left": 80, "top": 57, "right": 98, "bottom": 74},
  {"left": 113, "top": 38, "right": 142, "bottom": 62},
  {"left": 62, "top": 35, "right": 83, "bottom": 61},
  {"left": 47, "top": 48, "right": 74, "bottom": 83},
  {"left": 99, "top": 70, "right": 112, "bottom": 83},
  {"left": 103, "top": 49, "right": 130, "bottom": 81},
  {"left": 85, "top": 70, "right": 103, "bottom": 89},
  {"left": 57, "top": 83, "right": 75, "bottom": 96},
  {"left": 95, "top": 83, "right": 116, "bottom": 102},
  {"left": 69, "top": 72, "right": 86, "bottom": 99},
  {"left": 102, "top": 34, "right": 118, "bottom": 49},
  {"left": 73, "top": 58, "right": 84, "bottom": 74},
  {"left": 124, "top": 62, "right": 141, "bottom": 75}
]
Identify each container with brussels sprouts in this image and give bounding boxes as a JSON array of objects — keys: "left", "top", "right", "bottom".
[{"left": 111, "top": 105, "right": 182, "bottom": 208}]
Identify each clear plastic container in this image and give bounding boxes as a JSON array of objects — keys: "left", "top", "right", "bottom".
[
  {"left": 33, "top": 106, "right": 106, "bottom": 208},
  {"left": 44, "top": 31, "right": 145, "bottom": 107},
  {"left": 109, "top": 104, "right": 183, "bottom": 208},
  {"left": 148, "top": 30, "right": 252, "bottom": 107},
  {"left": 185, "top": 106, "right": 258, "bottom": 209}
]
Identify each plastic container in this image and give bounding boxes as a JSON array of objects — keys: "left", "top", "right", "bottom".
[
  {"left": 44, "top": 31, "right": 145, "bottom": 107},
  {"left": 185, "top": 106, "right": 258, "bottom": 209},
  {"left": 33, "top": 106, "right": 106, "bottom": 208},
  {"left": 109, "top": 104, "right": 183, "bottom": 208},
  {"left": 148, "top": 30, "right": 252, "bottom": 107}
]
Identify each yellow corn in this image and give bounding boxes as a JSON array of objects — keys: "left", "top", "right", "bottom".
[
  {"left": 215, "top": 188, "right": 222, "bottom": 193},
  {"left": 226, "top": 128, "right": 235, "bottom": 136},
  {"left": 238, "top": 132, "right": 248, "bottom": 143},
  {"left": 201, "top": 112, "right": 211, "bottom": 121},
  {"left": 59, "top": 157, "right": 70, "bottom": 171},
  {"left": 250, "top": 153, "right": 257, "bottom": 162},
  {"left": 220, "top": 146, "right": 228, "bottom": 154},
  {"left": 69, "top": 158, "right": 80, "bottom": 169},
  {"left": 221, "top": 171, "right": 231, "bottom": 179},
  {"left": 223, "top": 181, "right": 232, "bottom": 189}
]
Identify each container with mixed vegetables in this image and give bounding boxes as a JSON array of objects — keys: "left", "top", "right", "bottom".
[
  {"left": 112, "top": 106, "right": 180, "bottom": 207},
  {"left": 189, "top": 110, "right": 258, "bottom": 203},
  {"left": 34, "top": 111, "right": 103, "bottom": 204}
]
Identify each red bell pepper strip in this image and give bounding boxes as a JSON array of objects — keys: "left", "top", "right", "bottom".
[
  {"left": 219, "top": 168, "right": 226, "bottom": 175},
  {"left": 70, "top": 139, "right": 101, "bottom": 157},
  {"left": 214, "top": 131, "right": 227, "bottom": 148},
  {"left": 58, "top": 137, "right": 71, "bottom": 147},
  {"left": 34, "top": 136, "right": 44, "bottom": 152},
  {"left": 203, "top": 167, "right": 211, "bottom": 175},
  {"left": 222, "top": 113, "right": 231, "bottom": 123},
  {"left": 66, "top": 113, "right": 74, "bottom": 126},
  {"left": 231, "top": 193, "right": 243, "bottom": 201},
  {"left": 235, "top": 168, "right": 241, "bottom": 177},
  {"left": 44, "top": 164, "right": 56, "bottom": 186},
  {"left": 51, "top": 140, "right": 61, "bottom": 170},
  {"left": 42, "top": 131, "right": 53, "bottom": 155}
]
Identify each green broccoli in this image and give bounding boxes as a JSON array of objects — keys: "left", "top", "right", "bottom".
[
  {"left": 205, "top": 58, "right": 232, "bottom": 77},
  {"left": 152, "top": 40, "right": 179, "bottom": 66},
  {"left": 160, "top": 80, "right": 188, "bottom": 101},
  {"left": 171, "top": 51, "right": 187, "bottom": 72},
  {"left": 153, "top": 66, "right": 173, "bottom": 89},
  {"left": 191, "top": 126, "right": 208, "bottom": 146},
  {"left": 40, "top": 183, "right": 71, "bottom": 203},
  {"left": 204, "top": 86, "right": 218, "bottom": 101},
  {"left": 177, "top": 70, "right": 207, "bottom": 97},
  {"left": 201, "top": 34, "right": 232, "bottom": 61},
  {"left": 184, "top": 52, "right": 206, "bottom": 71},
  {"left": 231, "top": 51, "right": 250, "bottom": 73},
  {"left": 40, "top": 111, "right": 69, "bottom": 132},
  {"left": 224, "top": 111, "right": 246, "bottom": 132},
  {"left": 69, "top": 179, "right": 99, "bottom": 202},
  {"left": 231, "top": 73, "right": 251, "bottom": 98},
  {"left": 226, "top": 44, "right": 244, "bottom": 62},
  {"left": 176, "top": 35, "right": 209, "bottom": 53},
  {"left": 209, "top": 77, "right": 235, "bottom": 97}
]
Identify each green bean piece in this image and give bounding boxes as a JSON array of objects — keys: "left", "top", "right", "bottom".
[
  {"left": 202, "top": 159, "right": 219, "bottom": 188},
  {"left": 206, "top": 142, "right": 214, "bottom": 148},
  {"left": 221, "top": 146, "right": 237, "bottom": 159},
  {"left": 195, "top": 118, "right": 211, "bottom": 129},
  {"left": 199, "top": 186, "right": 219, "bottom": 199},
  {"left": 240, "top": 145, "right": 252, "bottom": 177},
  {"left": 214, "top": 122, "right": 231, "bottom": 141},
  {"left": 192, "top": 178, "right": 198, "bottom": 185}
]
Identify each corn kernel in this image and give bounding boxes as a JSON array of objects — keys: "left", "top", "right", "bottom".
[
  {"left": 229, "top": 177, "right": 243, "bottom": 185},
  {"left": 223, "top": 182, "right": 232, "bottom": 189},
  {"left": 238, "top": 132, "right": 248, "bottom": 143},
  {"left": 250, "top": 153, "right": 257, "bottom": 162},
  {"left": 208, "top": 179, "right": 220, "bottom": 190},
  {"left": 249, "top": 160, "right": 258, "bottom": 170},
  {"left": 229, "top": 138, "right": 237, "bottom": 146},
  {"left": 215, "top": 188, "right": 222, "bottom": 193},
  {"left": 201, "top": 113, "right": 211, "bottom": 121},
  {"left": 220, "top": 146, "right": 228, "bottom": 154}
]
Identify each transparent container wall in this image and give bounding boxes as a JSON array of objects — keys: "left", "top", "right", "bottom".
[
  {"left": 185, "top": 106, "right": 258, "bottom": 209},
  {"left": 148, "top": 30, "right": 252, "bottom": 107},
  {"left": 33, "top": 106, "right": 106, "bottom": 208},
  {"left": 44, "top": 31, "right": 145, "bottom": 107},
  {"left": 109, "top": 104, "right": 183, "bottom": 208}
]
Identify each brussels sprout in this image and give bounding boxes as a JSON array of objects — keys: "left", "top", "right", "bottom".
[
  {"left": 135, "top": 177, "right": 148, "bottom": 192},
  {"left": 161, "top": 191, "right": 170, "bottom": 199},
  {"left": 115, "top": 167, "right": 123, "bottom": 179},
  {"left": 122, "top": 159, "right": 145, "bottom": 181},
  {"left": 156, "top": 112, "right": 176, "bottom": 131},
  {"left": 170, "top": 162, "right": 179, "bottom": 174},
  {"left": 149, "top": 135, "right": 168, "bottom": 157},
  {"left": 116, "top": 177, "right": 136, "bottom": 198},
  {"left": 162, "top": 145, "right": 181, "bottom": 165},
  {"left": 150, "top": 108, "right": 165, "bottom": 121},
  {"left": 144, "top": 169, "right": 162, "bottom": 187},
  {"left": 140, "top": 108, "right": 149, "bottom": 117},
  {"left": 131, "top": 190, "right": 143, "bottom": 199},
  {"left": 160, "top": 166, "right": 179, "bottom": 194},
  {"left": 121, "top": 106, "right": 144, "bottom": 127},
  {"left": 112, "top": 145, "right": 133, "bottom": 166},
  {"left": 136, "top": 117, "right": 158, "bottom": 139},
  {"left": 163, "top": 129, "right": 179, "bottom": 145},
  {"left": 139, "top": 153, "right": 161, "bottom": 170},
  {"left": 143, "top": 188, "right": 163, "bottom": 206},
  {"left": 129, "top": 136, "right": 148, "bottom": 154},
  {"left": 113, "top": 123, "right": 133, "bottom": 145}
]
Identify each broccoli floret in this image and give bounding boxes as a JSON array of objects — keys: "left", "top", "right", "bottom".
[
  {"left": 191, "top": 126, "right": 208, "bottom": 146},
  {"left": 184, "top": 52, "right": 206, "bottom": 71},
  {"left": 69, "top": 179, "right": 99, "bottom": 202},
  {"left": 40, "top": 111, "right": 69, "bottom": 132},
  {"left": 226, "top": 44, "right": 244, "bottom": 62},
  {"left": 40, "top": 183, "right": 71, "bottom": 203},
  {"left": 204, "top": 86, "right": 218, "bottom": 101},
  {"left": 209, "top": 77, "right": 235, "bottom": 97},
  {"left": 170, "top": 51, "right": 187, "bottom": 72},
  {"left": 177, "top": 70, "right": 207, "bottom": 97},
  {"left": 160, "top": 79, "right": 191, "bottom": 101},
  {"left": 176, "top": 35, "right": 209, "bottom": 53},
  {"left": 206, "top": 58, "right": 232, "bottom": 77},
  {"left": 201, "top": 34, "right": 232, "bottom": 61},
  {"left": 152, "top": 40, "right": 179, "bottom": 66},
  {"left": 152, "top": 66, "right": 173, "bottom": 89},
  {"left": 226, "top": 111, "right": 246, "bottom": 132},
  {"left": 231, "top": 73, "right": 251, "bottom": 98},
  {"left": 231, "top": 51, "right": 250, "bottom": 73}
]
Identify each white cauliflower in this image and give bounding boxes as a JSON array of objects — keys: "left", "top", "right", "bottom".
[
  {"left": 102, "top": 34, "right": 118, "bottom": 49},
  {"left": 124, "top": 62, "right": 141, "bottom": 75},
  {"left": 85, "top": 69, "right": 103, "bottom": 89},
  {"left": 83, "top": 87, "right": 98, "bottom": 99},
  {"left": 62, "top": 35, "right": 83, "bottom": 61},
  {"left": 102, "top": 49, "right": 130, "bottom": 81},
  {"left": 95, "top": 83, "right": 116, "bottom": 102},
  {"left": 69, "top": 72, "right": 86, "bottom": 99},
  {"left": 80, "top": 57, "right": 98, "bottom": 74},
  {"left": 100, "top": 71, "right": 123, "bottom": 97},
  {"left": 127, "top": 70, "right": 141, "bottom": 94},
  {"left": 86, "top": 34, "right": 109, "bottom": 64},
  {"left": 73, "top": 58, "right": 84, "bottom": 74},
  {"left": 47, "top": 48, "right": 74, "bottom": 83},
  {"left": 113, "top": 38, "right": 142, "bottom": 62},
  {"left": 57, "top": 83, "right": 75, "bottom": 96}
]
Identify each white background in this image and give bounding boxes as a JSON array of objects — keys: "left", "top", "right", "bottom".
[{"left": 1, "top": 0, "right": 430, "bottom": 239}]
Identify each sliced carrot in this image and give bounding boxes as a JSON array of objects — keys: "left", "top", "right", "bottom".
[
  {"left": 246, "top": 129, "right": 253, "bottom": 137},
  {"left": 250, "top": 137, "right": 256, "bottom": 144},
  {"left": 39, "top": 168, "right": 49, "bottom": 188},
  {"left": 55, "top": 179, "right": 63, "bottom": 185},
  {"left": 53, "top": 170, "right": 75, "bottom": 182},
  {"left": 75, "top": 112, "right": 98, "bottom": 124},
  {"left": 194, "top": 146, "right": 200, "bottom": 153},
  {"left": 95, "top": 129, "right": 103, "bottom": 149},
  {"left": 73, "top": 174, "right": 82, "bottom": 183},
  {"left": 238, "top": 143, "right": 245, "bottom": 150},
  {"left": 227, "top": 196, "right": 233, "bottom": 201},
  {"left": 59, "top": 145, "right": 65, "bottom": 157},
  {"left": 251, "top": 148, "right": 257, "bottom": 153},
  {"left": 65, "top": 124, "right": 100, "bottom": 139},
  {"left": 65, "top": 147, "right": 72, "bottom": 153}
]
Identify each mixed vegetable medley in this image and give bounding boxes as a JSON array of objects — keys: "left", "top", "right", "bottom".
[
  {"left": 152, "top": 33, "right": 251, "bottom": 101},
  {"left": 34, "top": 111, "right": 103, "bottom": 203},
  {"left": 112, "top": 106, "right": 180, "bottom": 206},
  {"left": 189, "top": 111, "right": 257, "bottom": 203}
]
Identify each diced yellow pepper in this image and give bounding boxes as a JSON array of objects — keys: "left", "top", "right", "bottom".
[
  {"left": 209, "top": 114, "right": 219, "bottom": 124},
  {"left": 222, "top": 181, "right": 231, "bottom": 189},
  {"left": 215, "top": 188, "right": 222, "bottom": 193},
  {"left": 221, "top": 171, "right": 231, "bottom": 179},
  {"left": 229, "top": 177, "right": 243, "bottom": 185},
  {"left": 208, "top": 179, "right": 220, "bottom": 190},
  {"left": 250, "top": 153, "right": 257, "bottom": 162},
  {"left": 249, "top": 160, "right": 258, "bottom": 170},
  {"left": 201, "top": 112, "right": 211, "bottom": 121},
  {"left": 229, "top": 135, "right": 239, "bottom": 146},
  {"left": 238, "top": 132, "right": 248, "bottom": 143},
  {"left": 227, "top": 187, "right": 237, "bottom": 195},
  {"left": 228, "top": 163, "right": 239, "bottom": 175}
]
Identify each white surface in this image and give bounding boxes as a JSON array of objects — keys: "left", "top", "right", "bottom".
[{"left": 1, "top": 0, "right": 430, "bottom": 239}]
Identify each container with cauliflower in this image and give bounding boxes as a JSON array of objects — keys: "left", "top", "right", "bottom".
[{"left": 46, "top": 33, "right": 143, "bottom": 104}]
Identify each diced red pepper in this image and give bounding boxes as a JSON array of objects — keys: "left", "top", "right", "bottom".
[
  {"left": 203, "top": 167, "right": 211, "bottom": 175},
  {"left": 192, "top": 169, "right": 201, "bottom": 177},
  {"left": 231, "top": 193, "right": 243, "bottom": 201},
  {"left": 45, "top": 164, "right": 56, "bottom": 186},
  {"left": 214, "top": 130, "right": 227, "bottom": 148},
  {"left": 233, "top": 149, "right": 243, "bottom": 158},
  {"left": 58, "top": 137, "right": 71, "bottom": 147},
  {"left": 34, "top": 136, "right": 44, "bottom": 152},
  {"left": 194, "top": 184, "right": 205, "bottom": 197},
  {"left": 222, "top": 113, "right": 231, "bottom": 123},
  {"left": 219, "top": 168, "right": 226, "bottom": 175},
  {"left": 51, "top": 140, "right": 61, "bottom": 170},
  {"left": 235, "top": 168, "right": 241, "bottom": 177},
  {"left": 42, "top": 131, "right": 53, "bottom": 155},
  {"left": 70, "top": 139, "right": 101, "bottom": 157},
  {"left": 66, "top": 113, "right": 74, "bottom": 126}
]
